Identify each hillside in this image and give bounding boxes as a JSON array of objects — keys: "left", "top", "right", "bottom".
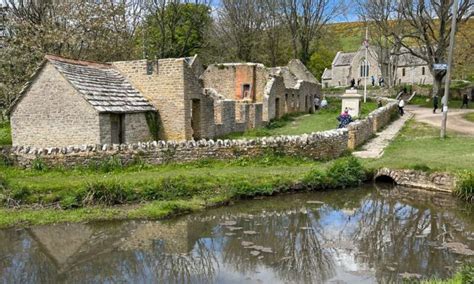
[{"left": 315, "top": 19, "right": 474, "bottom": 81}]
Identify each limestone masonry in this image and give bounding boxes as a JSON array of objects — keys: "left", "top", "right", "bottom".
[
  {"left": 1, "top": 98, "right": 398, "bottom": 169},
  {"left": 10, "top": 54, "right": 320, "bottom": 148},
  {"left": 322, "top": 46, "right": 433, "bottom": 88}
]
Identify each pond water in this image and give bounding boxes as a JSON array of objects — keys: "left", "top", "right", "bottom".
[{"left": 1, "top": 184, "right": 473, "bottom": 284}]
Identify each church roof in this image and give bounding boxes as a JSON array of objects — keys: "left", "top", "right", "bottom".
[
  {"left": 45, "top": 55, "right": 155, "bottom": 113},
  {"left": 397, "top": 52, "right": 427, "bottom": 67},
  {"left": 333, "top": 52, "right": 357, "bottom": 66}
]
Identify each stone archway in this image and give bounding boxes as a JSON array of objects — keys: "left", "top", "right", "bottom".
[{"left": 374, "top": 168, "right": 400, "bottom": 184}]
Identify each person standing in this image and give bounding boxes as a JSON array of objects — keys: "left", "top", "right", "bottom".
[
  {"left": 371, "top": 76, "right": 375, "bottom": 86},
  {"left": 461, "top": 93, "right": 469, "bottom": 109},
  {"left": 398, "top": 99, "right": 405, "bottom": 116},
  {"left": 314, "top": 97, "right": 320, "bottom": 110},
  {"left": 350, "top": 78, "right": 356, "bottom": 88},
  {"left": 320, "top": 97, "right": 328, "bottom": 108},
  {"left": 433, "top": 95, "right": 439, "bottom": 113}
]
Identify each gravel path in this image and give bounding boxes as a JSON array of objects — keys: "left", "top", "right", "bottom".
[{"left": 406, "top": 105, "right": 474, "bottom": 136}]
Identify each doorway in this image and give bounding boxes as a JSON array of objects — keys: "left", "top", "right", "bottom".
[
  {"left": 275, "top": 98, "right": 280, "bottom": 118},
  {"left": 111, "top": 114, "right": 124, "bottom": 144},
  {"left": 191, "top": 99, "right": 201, "bottom": 140}
]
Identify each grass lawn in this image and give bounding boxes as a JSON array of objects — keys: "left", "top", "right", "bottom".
[
  {"left": 221, "top": 99, "right": 378, "bottom": 139},
  {"left": 363, "top": 119, "right": 474, "bottom": 172},
  {"left": 463, "top": 112, "right": 474, "bottom": 123},
  {"left": 0, "top": 122, "right": 11, "bottom": 146}
]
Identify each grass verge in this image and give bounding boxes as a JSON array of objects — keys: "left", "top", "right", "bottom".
[
  {"left": 463, "top": 112, "right": 474, "bottom": 123},
  {"left": 0, "top": 156, "right": 366, "bottom": 228},
  {"left": 0, "top": 121, "right": 11, "bottom": 146},
  {"left": 421, "top": 263, "right": 473, "bottom": 284}
]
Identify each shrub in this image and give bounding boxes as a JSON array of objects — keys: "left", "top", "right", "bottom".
[
  {"left": 82, "top": 180, "right": 135, "bottom": 206},
  {"left": 59, "top": 193, "right": 81, "bottom": 209},
  {"left": 302, "top": 168, "right": 329, "bottom": 189},
  {"left": 99, "top": 156, "right": 123, "bottom": 172},
  {"left": 327, "top": 157, "right": 366, "bottom": 188},
  {"left": 32, "top": 157, "right": 47, "bottom": 171},
  {"left": 454, "top": 171, "right": 474, "bottom": 202}
]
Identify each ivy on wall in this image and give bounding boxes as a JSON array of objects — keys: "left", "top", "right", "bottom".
[{"left": 145, "top": 111, "right": 161, "bottom": 141}]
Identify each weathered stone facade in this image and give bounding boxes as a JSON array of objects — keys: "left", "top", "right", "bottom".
[
  {"left": 11, "top": 55, "right": 319, "bottom": 147},
  {"left": 322, "top": 46, "right": 433, "bottom": 88}
]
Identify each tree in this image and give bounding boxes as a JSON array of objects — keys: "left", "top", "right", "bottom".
[
  {"left": 280, "top": 0, "right": 345, "bottom": 64},
  {"left": 217, "top": 0, "right": 265, "bottom": 62},
  {"left": 356, "top": 0, "right": 406, "bottom": 88},
  {"left": 0, "top": 0, "right": 144, "bottom": 114},
  {"left": 143, "top": 0, "right": 212, "bottom": 59},
  {"left": 393, "top": 0, "right": 473, "bottom": 96}
]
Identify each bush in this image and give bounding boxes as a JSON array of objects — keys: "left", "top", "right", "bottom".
[
  {"left": 454, "top": 171, "right": 474, "bottom": 202},
  {"left": 327, "top": 157, "right": 366, "bottom": 188},
  {"left": 32, "top": 157, "right": 47, "bottom": 171},
  {"left": 302, "top": 168, "right": 329, "bottom": 189},
  {"left": 82, "top": 180, "right": 135, "bottom": 206}
]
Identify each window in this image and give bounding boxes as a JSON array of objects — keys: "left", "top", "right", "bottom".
[
  {"left": 402, "top": 68, "right": 406, "bottom": 77},
  {"left": 360, "top": 59, "right": 369, "bottom": 77},
  {"left": 146, "top": 61, "right": 153, "bottom": 75},
  {"left": 422, "top": 67, "right": 425, "bottom": 75},
  {"left": 242, "top": 84, "right": 251, "bottom": 99}
]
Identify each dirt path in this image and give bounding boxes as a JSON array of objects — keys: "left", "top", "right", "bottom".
[{"left": 406, "top": 105, "right": 474, "bottom": 136}]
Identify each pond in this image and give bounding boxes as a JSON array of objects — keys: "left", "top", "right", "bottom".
[{"left": 1, "top": 184, "right": 473, "bottom": 283}]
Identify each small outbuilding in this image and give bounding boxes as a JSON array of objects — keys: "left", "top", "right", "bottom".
[{"left": 10, "top": 55, "right": 157, "bottom": 148}]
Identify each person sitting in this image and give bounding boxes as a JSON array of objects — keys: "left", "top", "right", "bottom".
[
  {"left": 337, "top": 109, "right": 353, "bottom": 128},
  {"left": 320, "top": 97, "right": 328, "bottom": 108}
]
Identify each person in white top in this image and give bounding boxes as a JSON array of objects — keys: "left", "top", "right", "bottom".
[
  {"left": 398, "top": 99, "right": 405, "bottom": 116},
  {"left": 320, "top": 97, "right": 328, "bottom": 108}
]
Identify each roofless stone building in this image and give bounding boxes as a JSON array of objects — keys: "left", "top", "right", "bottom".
[{"left": 10, "top": 55, "right": 320, "bottom": 147}]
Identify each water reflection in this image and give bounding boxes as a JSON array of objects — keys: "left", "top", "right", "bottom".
[{"left": 1, "top": 185, "right": 473, "bottom": 283}]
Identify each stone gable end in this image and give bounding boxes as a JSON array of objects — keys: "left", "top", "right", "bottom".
[{"left": 11, "top": 62, "right": 101, "bottom": 147}]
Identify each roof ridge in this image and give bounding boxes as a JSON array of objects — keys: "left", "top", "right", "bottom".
[{"left": 45, "top": 55, "right": 112, "bottom": 69}]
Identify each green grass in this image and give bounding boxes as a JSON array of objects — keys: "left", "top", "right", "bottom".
[
  {"left": 221, "top": 99, "right": 378, "bottom": 139},
  {"left": 363, "top": 119, "right": 474, "bottom": 172},
  {"left": 0, "top": 122, "right": 11, "bottom": 146},
  {"left": 0, "top": 155, "right": 367, "bottom": 228},
  {"left": 421, "top": 263, "right": 473, "bottom": 284},
  {"left": 410, "top": 96, "right": 474, "bottom": 109},
  {"left": 463, "top": 112, "right": 474, "bottom": 122}
]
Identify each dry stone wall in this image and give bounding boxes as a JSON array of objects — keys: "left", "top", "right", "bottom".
[
  {"left": 8, "top": 130, "right": 349, "bottom": 168},
  {"left": 6, "top": 97, "right": 398, "bottom": 169},
  {"left": 347, "top": 99, "right": 398, "bottom": 149}
]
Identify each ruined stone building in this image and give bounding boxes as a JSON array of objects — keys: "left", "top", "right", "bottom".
[
  {"left": 10, "top": 55, "right": 320, "bottom": 147},
  {"left": 322, "top": 45, "right": 433, "bottom": 88}
]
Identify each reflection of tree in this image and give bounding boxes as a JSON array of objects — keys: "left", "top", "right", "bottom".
[
  {"left": 220, "top": 207, "right": 336, "bottom": 283},
  {"left": 350, "top": 187, "right": 473, "bottom": 283}
]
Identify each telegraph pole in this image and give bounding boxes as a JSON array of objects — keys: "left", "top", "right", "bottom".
[
  {"left": 363, "top": 27, "right": 368, "bottom": 103},
  {"left": 440, "top": 0, "right": 459, "bottom": 138}
]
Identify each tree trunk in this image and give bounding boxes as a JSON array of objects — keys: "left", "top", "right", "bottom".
[{"left": 432, "top": 71, "right": 446, "bottom": 98}]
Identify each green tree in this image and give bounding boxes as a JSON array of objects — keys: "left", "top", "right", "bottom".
[
  {"left": 143, "top": 2, "right": 212, "bottom": 59},
  {"left": 308, "top": 47, "right": 336, "bottom": 80}
]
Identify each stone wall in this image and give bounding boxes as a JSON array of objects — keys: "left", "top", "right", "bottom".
[
  {"left": 10, "top": 62, "right": 101, "bottom": 147},
  {"left": 347, "top": 99, "right": 399, "bottom": 149},
  {"left": 396, "top": 66, "right": 433, "bottom": 86},
  {"left": 375, "top": 168, "right": 455, "bottom": 193},
  {"left": 9, "top": 129, "right": 349, "bottom": 169},
  {"left": 113, "top": 59, "right": 188, "bottom": 141}
]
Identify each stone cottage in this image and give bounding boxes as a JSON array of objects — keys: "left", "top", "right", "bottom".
[
  {"left": 11, "top": 55, "right": 320, "bottom": 147},
  {"left": 322, "top": 45, "right": 433, "bottom": 88},
  {"left": 10, "top": 55, "right": 156, "bottom": 148}
]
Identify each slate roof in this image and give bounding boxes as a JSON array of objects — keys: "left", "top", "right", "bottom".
[
  {"left": 333, "top": 52, "right": 357, "bottom": 66},
  {"left": 322, "top": 68, "right": 332, "bottom": 79},
  {"left": 268, "top": 67, "right": 298, "bottom": 89},
  {"left": 46, "top": 55, "right": 155, "bottom": 113},
  {"left": 397, "top": 52, "right": 427, "bottom": 67}
]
